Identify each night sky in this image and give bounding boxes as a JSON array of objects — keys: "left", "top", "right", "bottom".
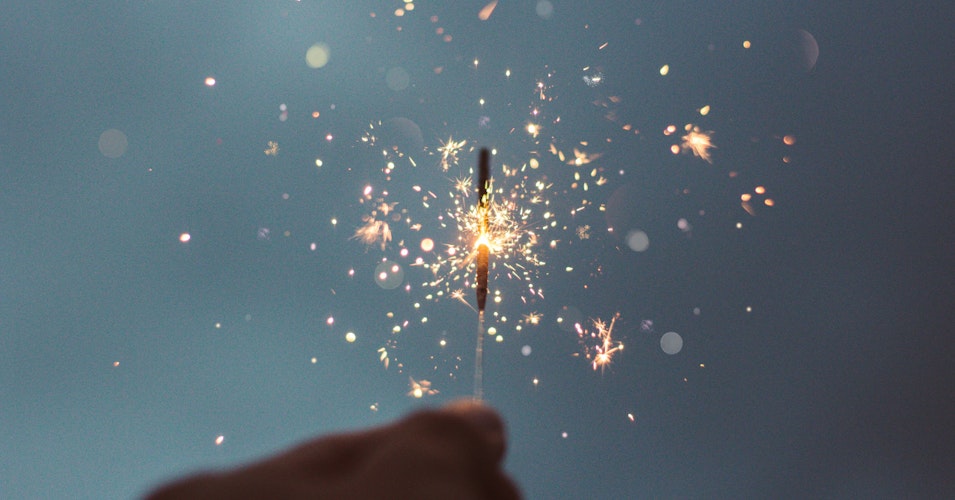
[{"left": 2, "top": 1, "right": 954, "bottom": 498}]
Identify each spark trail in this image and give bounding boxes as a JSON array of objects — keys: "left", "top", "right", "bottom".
[{"left": 474, "top": 148, "right": 491, "bottom": 400}]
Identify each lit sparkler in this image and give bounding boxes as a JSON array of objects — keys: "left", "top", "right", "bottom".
[{"left": 475, "top": 148, "right": 491, "bottom": 400}]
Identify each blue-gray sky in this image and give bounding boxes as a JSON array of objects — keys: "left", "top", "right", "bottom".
[{"left": 2, "top": 1, "right": 953, "bottom": 498}]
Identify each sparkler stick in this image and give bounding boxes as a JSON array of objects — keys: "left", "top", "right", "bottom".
[{"left": 474, "top": 148, "right": 491, "bottom": 400}]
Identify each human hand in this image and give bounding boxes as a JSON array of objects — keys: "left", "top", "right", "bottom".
[{"left": 147, "top": 400, "right": 521, "bottom": 499}]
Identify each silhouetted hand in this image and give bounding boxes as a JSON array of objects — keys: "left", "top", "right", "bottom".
[{"left": 147, "top": 400, "right": 521, "bottom": 499}]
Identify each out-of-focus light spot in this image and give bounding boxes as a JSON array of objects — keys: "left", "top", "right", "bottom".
[
  {"left": 325, "top": 133, "right": 334, "bottom": 142},
  {"left": 627, "top": 413, "right": 635, "bottom": 422},
  {"left": 420, "top": 238, "right": 434, "bottom": 252},
  {"left": 754, "top": 186, "right": 766, "bottom": 194},
  {"left": 487, "top": 326, "right": 497, "bottom": 336},
  {"left": 796, "top": 29, "right": 820, "bottom": 72},
  {"left": 374, "top": 261, "right": 404, "bottom": 289},
  {"left": 495, "top": 335, "right": 503, "bottom": 342},
  {"left": 311, "top": 357, "right": 317, "bottom": 364},
  {"left": 764, "top": 198, "right": 775, "bottom": 206},
  {"left": 783, "top": 135, "right": 796, "bottom": 145},
  {"left": 536, "top": 0, "right": 554, "bottom": 19},
  {"left": 331, "top": 218, "right": 338, "bottom": 226},
  {"left": 215, "top": 435, "right": 225, "bottom": 445},
  {"left": 326, "top": 316, "right": 334, "bottom": 326},
  {"left": 736, "top": 222, "right": 743, "bottom": 229},
  {"left": 386, "top": 67, "right": 410, "bottom": 91},
  {"left": 306, "top": 43, "right": 330, "bottom": 68},
  {"left": 746, "top": 306, "right": 753, "bottom": 312},
  {"left": 315, "top": 158, "right": 323, "bottom": 167},
  {"left": 312, "top": 111, "right": 320, "bottom": 118},
  {"left": 660, "top": 331, "right": 683, "bottom": 355},
  {"left": 659, "top": 64, "right": 669, "bottom": 76},
  {"left": 521, "top": 345, "right": 532, "bottom": 356},
  {"left": 112, "top": 361, "right": 120, "bottom": 367},
  {"left": 533, "top": 377, "right": 539, "bottom": 387},
  {"left": 670, "top": 144, "right": 681, "bottom": 155},
  {"left": 98, "top": 129, "right": 128, "bottom": 158},
  {"left": 204, "top": 77, "right": 216, "bottom": 87},
  {"left": 699, "top": 105, "right": 710, "bottom": 116},
  {"left": 626, "top": 229, "right": 650, "bottom": 252},
  {"left": 179, "top": 232, "right": 191, "bottom": 243},
  {"left": 561, "top": 431, "right": 568, "bottom": 439},
  {"left": 345, "top": 332, "right": 356, "bottom": 343},
  {"left": 743, "top": 40, "right": 751, "bottom": 49},
  {"left": 215, "top": 322, "right": 221, "bottom": 329},
  {"left": 526, "top": 123, "right": 539, "bottom": 136}
]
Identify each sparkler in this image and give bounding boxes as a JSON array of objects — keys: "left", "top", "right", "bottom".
[{"left": 474, "top": 148, "right": 491, "bottom": 400}]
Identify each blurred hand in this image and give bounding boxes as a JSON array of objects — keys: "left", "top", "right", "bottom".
[{"left": 147, "top": 400, "right": 521, "bottom": 499}]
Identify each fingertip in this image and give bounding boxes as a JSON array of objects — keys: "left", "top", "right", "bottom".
[{"left": 443, "top": 399, "right": 507, "bottom": 461}]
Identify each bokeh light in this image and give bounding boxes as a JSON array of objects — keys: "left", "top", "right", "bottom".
[
  {"left": 536, "top": 1, "right": 554, "bottom": 19},
  {"left": 98, "top": 129, "right": 128, "bottom": 158},
  {"left": 660, "top": 331, "right": 683, "bottom": 355},
  {"left": 385, "top": 67, "right": 410, "bottom": 91},
  {"left": 305, "top": 43, "right": 330, "bottom": 68},
  {"left": 374, "top": 261, "right": 404, "bottom": 290},
  {"left": 626, "top": 230, "right": 650, "bottom": 252}
]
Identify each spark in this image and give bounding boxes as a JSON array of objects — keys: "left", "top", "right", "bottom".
[
  {"left": 352, "top": 217, "right": 393, "bottom": 250},
  {"left": 576, "top": 313, "right": 624, "bottom": 371},
  {"left": 522, "top": 312, "right": 542, "bottom": 325},
  {"left": 681, "top": 125, "right": 715, "bottom": 163},
  {"left": 378, "top": 347, "right": 390, "bottom": 369},
  {"left": 453, "top": 175, "right": 473, "bottom": 195},
  {"left": 583, "top": 71, "right": 604, "bottom": 87},
  {"left": 408, "top": 377, "right": 438, "bottom": 398},
  {"left": 478, "top": 1, "right": 498, "bottom": 20},
  {"left": 567, "top": 148, "right": 602, "bottom": 166},
  {"left": 437, "top": 136, "right": 468, "bottom": 171},
  {"left": 264, "top": 141, "right": 279, "bottom": 156},
  {"left": 351, "top": 200, "right": 399, "bottom": 250}
]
